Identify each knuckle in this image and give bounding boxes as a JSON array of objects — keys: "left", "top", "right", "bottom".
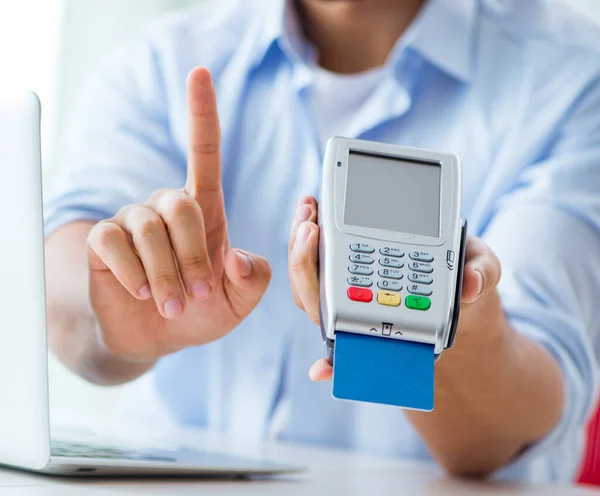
[
  {"left": 181, "top": 254, "right": 210, "bottom": 272},
  {"left": 116, "top": 203, "right": 140, "bottom": 218},
  {"left": 153, "top": 191, "right": 200, "bottom": 222},
  {"left": 89, "top": 222, "right": 121, "bottom": 250},
  {"left": 136, "top": 215, "right": 165, "bottom": 240},
  {"left": 147, "top": 188, "right": 172, "bottom": 205},
  {"left": 152, "top": 271, "right": 180, "bottom": 289},
  {"left": 472, "top": 236, "right": 492, "bottom": 256},
  {"left": 168, "top": 194, "right": 199, "bottom": 218},
  {"left": 192, "top": 143, "right": 219, "bottom": 155}
]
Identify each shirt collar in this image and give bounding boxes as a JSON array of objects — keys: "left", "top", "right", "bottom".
[
  {"left": 409, "top": 0, "right": 477, "bottom": 82},
  {"left": 255, "top": 0, "right": 477, "bottom": 83},
  {"left": 256, "top": 0, "right": 311, "bottom": 65}
]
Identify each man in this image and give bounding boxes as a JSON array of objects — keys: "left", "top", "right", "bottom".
[{"left": 44, "top": 0, "right": 600, "bottom": 483}]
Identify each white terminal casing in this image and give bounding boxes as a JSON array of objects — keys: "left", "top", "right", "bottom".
[{"left": 318, "top": 137, "right": 465, "bottom": 358}]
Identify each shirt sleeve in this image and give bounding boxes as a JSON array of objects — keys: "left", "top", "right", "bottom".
[
  {"left": 44, "top": 36, "right": 186, "bottom": 237},
  {"left": 482, "top": 76, "right": 600, "bottom": 482}
]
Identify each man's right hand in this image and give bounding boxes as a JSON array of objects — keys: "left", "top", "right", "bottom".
[{"left": 85, "top": 68, "right": 271, "bottom": 363}]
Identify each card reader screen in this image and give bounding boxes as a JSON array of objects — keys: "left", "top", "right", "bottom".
[{"left": 344, "top": 151, "right": 441, "bottom": 237}]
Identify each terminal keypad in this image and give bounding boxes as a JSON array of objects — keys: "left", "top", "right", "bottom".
[{"left": 347, "top": 244, "right": 434, "bottom": 311}]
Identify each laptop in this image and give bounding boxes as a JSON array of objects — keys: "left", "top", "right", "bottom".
[{"left": 0, "top": 89, "right": 301, "bottom": 476}]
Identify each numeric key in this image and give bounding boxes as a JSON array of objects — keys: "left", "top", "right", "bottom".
[
  {"left": 379, "top": 247, "right": 404, "bottom": 258},
  {"left": 378, "top": 279, "right": 402, "bottom": 291},
  {"left": 407, "top": 272, "right": 433, "bottom": 285},
  {"left": 409, "top": 261, "right": 433, "bottom": 273},
  {"left": 378, "top": 268, "right": 403, "bottom": 280},
  {"left": 349, "top": 264, "right": 374, "bottom": 276},
  {"left": 409, "top": 251, "right": 434, "bottom": 263},
  {"left": 350, "top": 243, "right": 375, "bottom": 254},
  {"left": 350, "top": 253, "right": 374, "bottom": 264},
  {"left": 379, "top": 257, "right": 404, "bottom": 269}
]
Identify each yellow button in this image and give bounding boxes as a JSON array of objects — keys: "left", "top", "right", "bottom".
[{"left": 377, "top": 291, "right": 401, "bottom": 307}]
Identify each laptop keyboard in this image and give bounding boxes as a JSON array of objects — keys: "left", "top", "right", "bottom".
[{"left": 51, "top": 440, "right": 177, "bottom": 462}]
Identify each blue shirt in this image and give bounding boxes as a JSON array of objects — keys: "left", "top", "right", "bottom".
[{"left": 44, "top": 0, "right": 600, "bottom": 483}]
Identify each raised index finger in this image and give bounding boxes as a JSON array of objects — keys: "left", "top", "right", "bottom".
[{"left": 185, "top": 67, "right": 222, "bottom": 198}]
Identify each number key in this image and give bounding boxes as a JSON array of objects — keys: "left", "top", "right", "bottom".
[
  {"left": 407, "top": 272, "right": 433, "bottom": 285},
  {"left": 350, "top": 243, "right": 375, "bottom": 254},
  {"left": 349, "top": 264, "right": 374, "bottom": 276},
  {"left": 379, "top": 247, "right": 404, "bottom": 258},
  {"left": 409, "top": 251, "right": 434, "bottom": 263},
  {"left": 379, "top": 257, "right": 404, "bottom": 269},
  {"left": 378, "top": 279, "right": 403, "bottom": 291},
  {"left": 349, "top": 253, "right": 374, "bottom": 264},
  {"left": 409, "top": 261, "right": 433, "bottom": 274},
  {"left": 378, "top": 268, "right": 403, "bottom": 280}
]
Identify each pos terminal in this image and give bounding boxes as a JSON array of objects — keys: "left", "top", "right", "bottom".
[{"left": 318, "top": 138, "right": 467, "bottom": 411}]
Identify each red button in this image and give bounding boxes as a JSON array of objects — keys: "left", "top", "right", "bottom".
[{"left": 347, "top": 287, "right": 373, "bottom": 303}]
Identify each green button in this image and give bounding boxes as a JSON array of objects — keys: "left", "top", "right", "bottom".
[{"left": 405, "top": 295, "right": 431, "bottom": 311}]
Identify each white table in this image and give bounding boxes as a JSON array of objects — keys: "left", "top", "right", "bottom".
[{"left": 0, "top": 427, "right": 597, "bottom": 495}]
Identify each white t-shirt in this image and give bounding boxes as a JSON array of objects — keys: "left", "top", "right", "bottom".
[
  {"left": 268, "top": 64, "right": 388, "bottom": 438},
  {"left": 309, "top": 66, "right": 387, "bottom": 150}
]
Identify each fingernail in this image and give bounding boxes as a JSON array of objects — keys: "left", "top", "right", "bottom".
[
  {"left": 295, "top": 223, "right": 311, "bottom": 244},
  {"left": 474, "top": 269, "right": 484, "bottom": 296},
  {"left": 294, "top": 205, "right": 312, "bottom": 224},
  {"left": 191, "top": 282, "right": 211, "bottom": 300},
  {"left": 237, "top": 251, "right": 252, "bottom": 278},
  {"left": 164, "top": 298, "right": 184, "bottom": 318},
  {"left": 138, "top": 284, "right": 152, "bottom": 300}
]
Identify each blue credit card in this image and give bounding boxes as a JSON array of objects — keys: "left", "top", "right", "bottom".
[{"left": 332, "top": 331, "right": 434, "bottom": 411}]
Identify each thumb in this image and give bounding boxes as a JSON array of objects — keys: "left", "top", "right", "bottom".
[
  {"left": 223, "top": 249, "right": 272, "bottom": 319},
  {"left": 461, "top": 237, "right": 501, "bottom": 304}
]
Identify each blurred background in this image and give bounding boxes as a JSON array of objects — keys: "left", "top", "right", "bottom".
[
  {"left": 0, "top": 0, "right": 209, "bottom": 427},
  {"left": 0, "top": 0, "right": 599, "bottom": 427}
]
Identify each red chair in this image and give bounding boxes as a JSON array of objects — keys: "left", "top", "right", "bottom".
[{"left": 578, "top": 406, "right": 600, "bottom": 485}]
